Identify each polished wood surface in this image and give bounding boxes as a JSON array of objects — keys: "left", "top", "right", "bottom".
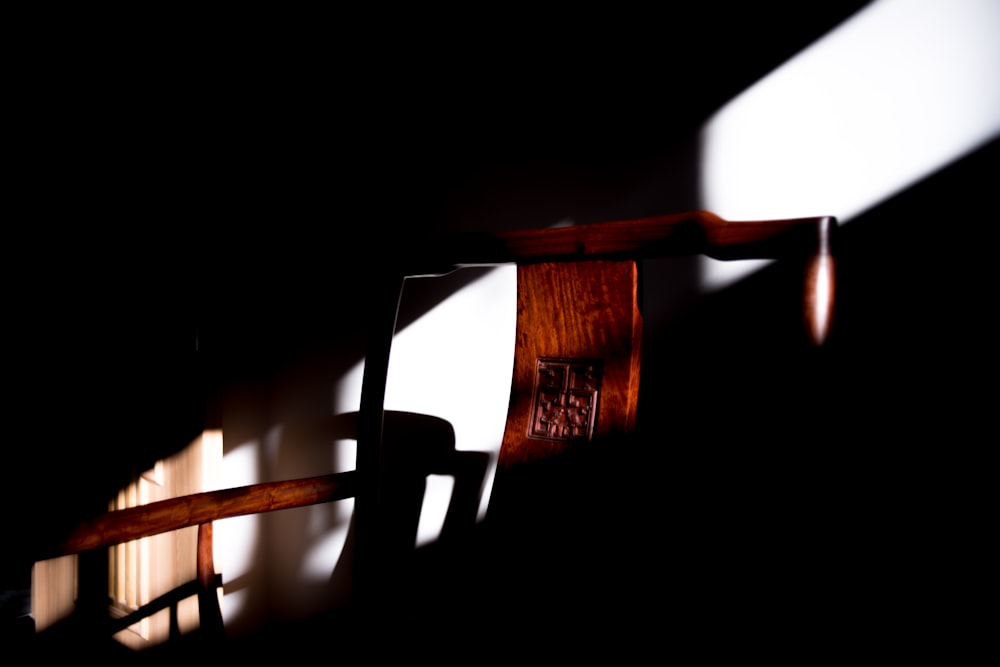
[
  {"left": 415, "top": 211, "right": 835, "bottom": 272},
  {"left": 498, "top": 260, "right": 642, "bottom": 471},
  {"left": 407, "top": 211, "right": 835, "bottom": 343},
  {"left": 803, "top": 216, "right": 836, "bottom": 345},
  {"left": 40, "top": 471, "right": 357, "bottom": 560}
]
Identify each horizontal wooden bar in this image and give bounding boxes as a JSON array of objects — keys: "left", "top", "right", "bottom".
[
  {"left": 408, "top": 211, "right": 836, "bottom": 275},
  {"left": 40, "top": 471, "right": 357, "bottom": 560}
]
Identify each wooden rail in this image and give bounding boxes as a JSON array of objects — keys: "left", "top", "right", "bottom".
[
  {"left": 409, "top": 211, "right": 836, "bottom": 274},
  {"left": 38, "top": 471, "right": 357, "bottom": 561},
  {"left": 401, "top": 211, "right": 836, "bottom": 345}
]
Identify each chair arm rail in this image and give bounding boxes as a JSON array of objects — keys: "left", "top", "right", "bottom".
[{"left": 38, "top": 471, "right": 358, "bottom": 560}]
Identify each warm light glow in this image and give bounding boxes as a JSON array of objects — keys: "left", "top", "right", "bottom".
[
  {"left": 699, "top": 0, "right": 1000, "bottom": 290},
  {"left": 807, "top": 253, "right": 834, "bottom": 345},
  {"left": 201, "top": 429, "right": 223, "bottom": 491}
]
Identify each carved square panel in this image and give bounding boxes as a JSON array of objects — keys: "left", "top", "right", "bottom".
[{"left": 527, "top": 357, "right": 602, "bottom": 441}]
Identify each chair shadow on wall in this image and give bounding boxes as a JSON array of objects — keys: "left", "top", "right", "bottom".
[
  {"left": 32, "top": 571, "right": 223, "bottom": 657},
  {"left": 332, "top": 409, "right": 492, "bottom": 568},
  {"left": 216, "top": 408, "right": 495, "bottom": 656}
]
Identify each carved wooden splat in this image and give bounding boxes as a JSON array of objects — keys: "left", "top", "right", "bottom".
[
  {"left": 494, "top": 260, "right": 641, "bottom": 473},
  {"left": 528, "top": 358, "right": 602, "bottom": 442}
]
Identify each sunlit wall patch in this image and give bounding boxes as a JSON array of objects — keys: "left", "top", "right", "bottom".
[
  {"left": 698, "top": 0, "right": 1000, "bottom": 291},
  {"left": 215, "top": 440, "right": 261, "bottom": 623},
  {"left": 333, "top": 264, "right": 517, "bottom": 528}
]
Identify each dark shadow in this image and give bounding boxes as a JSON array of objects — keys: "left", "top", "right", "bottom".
[
  {"left": 356, "top": 410, "right": 492, "bottom": 612},
  {"left": 29, "top": 571, "right": 223, "bottom": 658}
]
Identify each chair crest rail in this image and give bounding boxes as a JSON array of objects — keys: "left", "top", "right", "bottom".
[{"left": 403, "top": 211, "right": 837, "bottom": 277}]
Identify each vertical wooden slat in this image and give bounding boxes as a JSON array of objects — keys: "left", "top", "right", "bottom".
[
  {"left": 125, "top": 483, "right": 137, "bottom": 610},
  {"left": 115, "top": 489, "right": 126, "bottom": 605},
  {"left": 196, "top": 522, "right": 224, "bottom": 638},
  {"left": 355, "top": 270, "right": 406, "bottom": 612}
]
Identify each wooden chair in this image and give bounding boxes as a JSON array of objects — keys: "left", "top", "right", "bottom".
[
  {"left": 32, "top": 210, "right": 835, "bottom": 654},
  {"left": 354, "top": 210, "right": 837, "bottom": 631}
]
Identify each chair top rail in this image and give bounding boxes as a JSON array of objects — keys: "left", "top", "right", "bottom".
[{"left": 405, "top": 211, "right": 836, "bottom": 277}]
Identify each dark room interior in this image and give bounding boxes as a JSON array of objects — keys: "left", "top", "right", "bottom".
[{"left": 4, "top": 1, "right": 996, "bottom": 658}]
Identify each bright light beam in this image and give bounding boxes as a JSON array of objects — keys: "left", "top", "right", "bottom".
[
  {"left": 335, "top": 265, "right": 518, "bottom": 530},
  {"left": 699, "top": 0, "right": 1000, "bottom": 290}
]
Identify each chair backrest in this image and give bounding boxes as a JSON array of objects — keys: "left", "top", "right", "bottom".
[{"left": 354, "top": 210, "right": 836, "bottom": 610}]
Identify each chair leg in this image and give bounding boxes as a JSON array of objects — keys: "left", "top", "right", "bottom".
[{"left": 196, "top": 522, "right": 224, "bottom": 639}]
